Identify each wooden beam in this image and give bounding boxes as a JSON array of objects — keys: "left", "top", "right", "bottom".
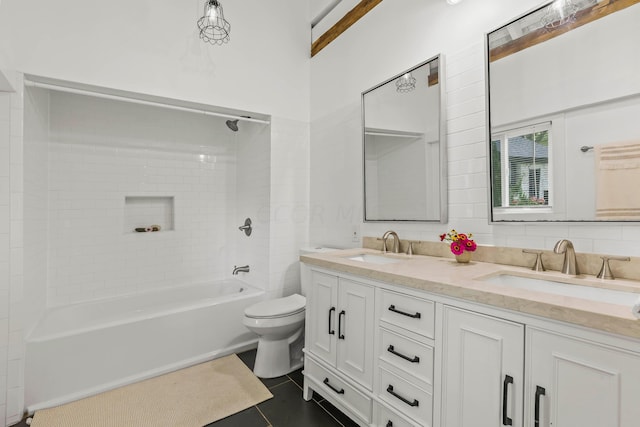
[
  {"left": 311, "top": 0, "right": 383, "bottom": 58},
  {"left": 489, "top": 0, "right": 640, "bottom": 62}
]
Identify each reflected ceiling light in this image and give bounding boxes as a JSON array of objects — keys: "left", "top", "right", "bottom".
[
  {"left": 197, "top": 0, "right": 231, "bottom": 45},
  {"left": 396, "top": 73, "right": 417, "bottom": 93},
  {"left": 446, "top": 0, "right": 462, "bottom": 4},
  {"left": 541, "top": 0, "right": 578, "bottom": 29}
]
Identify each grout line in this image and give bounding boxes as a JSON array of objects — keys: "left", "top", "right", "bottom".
[
  {"left": 265, "top": 378, "right": 292, "bottom": 391},
  {"left": 288, "top": 377, "right": 349, "bottom": 426},
  {"left": 255, "top": 405, "right": 271, "bottom": 426},
  {"left": 263, "top": 380, "right": 291, "bottom": 390},
  {"left": 316, "top": 399, "right": 349, "bottom": 427}
]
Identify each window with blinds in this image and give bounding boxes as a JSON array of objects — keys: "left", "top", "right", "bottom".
[{"left": 491, "top": 122, "right": 551, "bottom": 209}]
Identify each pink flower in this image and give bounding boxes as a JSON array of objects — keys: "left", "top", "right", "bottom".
[
  {"left": 450, "top": 241, "right": 465, "bottom": 255},
  {"left": 465, "top": 239, "right": 477, "bottom": 252}
]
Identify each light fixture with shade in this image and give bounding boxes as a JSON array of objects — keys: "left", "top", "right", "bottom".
[
  {"left": 197, "top": 0, "right": 231, "bottom": 45},
  {"left": 541, "top": 0, "right": 578, "bottom": 29},
  {"left": 396, "top": 73, "right": 416, "bottom": 93}
]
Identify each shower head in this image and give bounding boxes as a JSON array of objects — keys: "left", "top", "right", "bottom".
[{"left": 225, "top": 119, "right": 239, "bottom": 132}]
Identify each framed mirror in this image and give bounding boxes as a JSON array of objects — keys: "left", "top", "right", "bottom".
[
  {"left": 362, "top": 55, "right": 447, "bottom": 222},
  {"left": 487, "top": 0, "right": 640, "bottom": 222}
]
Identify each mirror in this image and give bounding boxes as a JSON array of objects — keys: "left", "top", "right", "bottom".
[
  {"left": 362, "top": 55, "right": 447, "bottom": 222},
  {"left": 487, "top": 0, "right": 640, "bottom": 222}
]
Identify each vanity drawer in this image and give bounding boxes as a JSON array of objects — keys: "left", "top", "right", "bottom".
[
  {"left": 375, "top": 402, "right": 420, "bottom": 427},
  {"left": 378, "top": 367, "right": 432, "bottom": 427},
  {"left": 379, "top": 328, "right": 433, "bottom": 386},
  {"left": 379, "top": 290, "right": 435, "bottom": 339},
  {"left": 305, "top": 357, "right": 372, "bottom": 424}
]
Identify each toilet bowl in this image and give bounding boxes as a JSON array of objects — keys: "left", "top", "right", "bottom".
[
  {"left": 243, "top": 294, "right": 306, "bottom": 378},
  {"left": 243, "top": 246, "right": 336, "bottom": 378}
]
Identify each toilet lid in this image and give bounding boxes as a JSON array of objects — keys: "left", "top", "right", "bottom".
[{"left": 245, "top": 294, "right": 306, "bottom": 319}]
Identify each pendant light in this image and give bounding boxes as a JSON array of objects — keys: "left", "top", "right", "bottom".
[
  {"left": 396, "top": 73, "right": 416, "bottom": 93},
  {"left": 197, "top": 0, "right": 231, "bottom": 45}
]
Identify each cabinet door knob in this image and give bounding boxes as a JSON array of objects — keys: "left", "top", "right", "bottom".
[
  {"left": 388, "top": 304, "right": 421, "bottom": 319},
  {"left": 387, "top": 345, "right": 420, "bottom": 363},
  {"left": 534, "top": 385, "right": 546, "bottom": 426},
  {"left": 502, "top": 374, "right": 513, "bottom": 426},
  {"left": 323, "top": 377, "right": 345, "bottom": 395},
  {"left": 386, "top": 384, "right": 419, "bottom": 407},
  {"left": 338, "top": 310, "right": 346, "bottom": 339},
  {"left": 328, "top": 307, "right": 335, "bottom": 335}
]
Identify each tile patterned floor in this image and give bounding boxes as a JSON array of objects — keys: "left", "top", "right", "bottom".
[
  {"left": 208, "top": 349, "right": 359, "bottom": 427},
  {"left": 13, "top": 349, "right": 359, "bottom": 427}
]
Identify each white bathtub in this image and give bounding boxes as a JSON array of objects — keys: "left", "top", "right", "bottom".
[{"left": 25, "top": 280, "right": 264, "bottom": 412}]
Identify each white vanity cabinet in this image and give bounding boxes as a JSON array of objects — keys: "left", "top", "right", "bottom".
[
  {"left": 525, "top": 327, "right": 640, "bottom": 427},
  {"left": 441, "top": 306, "right": 640, "bottom": 427},
  {"left": 375, "top": 289, "right": 436, "bottom": 427},
  {"left": 441, "top": 306, "right": 524, "bottom": 427},
  {"left": 302, "top": 261, "right": 640, "bottom": 427},
  {"left": 304, "top": 269, "right": 375, "bottom": 425}
]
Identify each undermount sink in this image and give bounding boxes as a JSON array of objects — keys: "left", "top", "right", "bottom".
[
  {"left": 347, "top": 254, "right": 403, "bottom": 265},
  {"left": 481, "top": 273, "right": 640, "bottom": 306}
]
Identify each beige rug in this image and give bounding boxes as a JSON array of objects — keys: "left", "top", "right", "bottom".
[{"left": 31, "top": 354, "right": 272, "bottom": 427}]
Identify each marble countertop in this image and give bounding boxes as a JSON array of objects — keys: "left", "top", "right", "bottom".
[{"left": 300, "top": 248, "right": 640, "bottom": 340}]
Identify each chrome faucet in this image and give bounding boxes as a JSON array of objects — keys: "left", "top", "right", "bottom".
[
  {"left": 381, "top": 230, "right": 400, "bottom": 253},
  {"left": 553, "top": 239, "right": 578, "bottom": 275},
  {"left": 232, "top": 265, "right": 250, "bottom": 275}
]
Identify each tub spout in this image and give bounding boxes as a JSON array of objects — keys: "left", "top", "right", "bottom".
[{"left": 233, "top": 265, "right": 250, "bottom": 275}]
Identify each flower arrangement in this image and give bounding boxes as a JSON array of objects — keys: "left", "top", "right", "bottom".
[{"left": 439, "top": 229, "right": 477, "bottom": 255}]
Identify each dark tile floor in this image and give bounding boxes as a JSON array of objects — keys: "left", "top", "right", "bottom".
[
  {"left": 208, "top": 349, "right": 359, "bottom": 427},
  {"left": 13, "top": 349, "right": 359, "bottom": 427}
]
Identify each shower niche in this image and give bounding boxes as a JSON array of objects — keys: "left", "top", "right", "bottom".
[{"left": 124, "top": 196, "right": 175, "bottom": 233}]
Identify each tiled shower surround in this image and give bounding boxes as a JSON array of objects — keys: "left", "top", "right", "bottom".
[
  {"left": 39, "top": 90, "right": 270, "bottom": 305},
  {"left": 0, "top": 73, "right": 308, "bottom": 425}
]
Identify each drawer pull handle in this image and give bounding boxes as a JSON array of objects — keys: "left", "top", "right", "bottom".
[
  {"left": 323, "top": 377, "right": 345, "bottom": 395},
  {"left": 388, "top": 304, "right": 421, "bottom": 319},
  {"left": 338, "top": 310, "right": 346, "bottom": 339},
  {"left": 328, "top": 307, "right": 335, "bottom": 335},
  {"left": 386, "top": 422, "right": 393, "bottom": 427},
  {"left": 387, "top": 345, "right": 420, "bottom": 363},
  {"left": 386, "top": 384, "right": 419, "bottom": 407},
  {"left": 534, "top": 385, "right": 545, "bottom": 426},
  {"left": 502, "top": 374, "right": 513, "bottom": 426}
]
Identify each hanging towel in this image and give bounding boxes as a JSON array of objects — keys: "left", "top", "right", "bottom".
[{"left": 595, "top": 141, "right": 640, "bottom": 219}]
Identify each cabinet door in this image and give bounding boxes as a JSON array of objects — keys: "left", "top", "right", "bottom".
[
  {"left": 441, "top": 306, "right": 524, "bottom": 427},
  {"left": 307, "top": 271, "right": 338, "bottom": 364},
  {"left": 337, "top": 277, "right": 375, "bottom": 389},
  {"left": 526, "top": 327, "right": 640, "bottom": 427}
]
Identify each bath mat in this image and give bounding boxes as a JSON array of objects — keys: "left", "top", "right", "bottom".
[{"left": 30, "top": 353, "right": 272, "bottom": 427}]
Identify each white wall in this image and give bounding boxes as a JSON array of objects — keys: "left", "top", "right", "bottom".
[
  {"left": 0, "top": 1, "right": 311, "bottom": 424},
  {"left": 0, "top": 0, "right": 310, "bottom": 122},
  {"left": 309, "top": 0, "right": 640, "bottom": 256},
  {"left": 0, "top": 87, "right": 11, "bottom": 426},
  {"left": 491, "top": 5, "right": 640, "bottom": 127}
]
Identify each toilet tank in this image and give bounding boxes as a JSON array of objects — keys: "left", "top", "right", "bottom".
[{"left": 299, "top": 246, "right": 337, "bottom": 297}]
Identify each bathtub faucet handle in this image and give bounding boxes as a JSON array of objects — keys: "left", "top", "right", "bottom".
[{"left": 233, "top": 265, "right": 250, "bottom": 275}]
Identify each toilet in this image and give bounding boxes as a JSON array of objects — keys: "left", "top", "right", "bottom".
[{"left": 243, "top": 246, "right": 335, "bottom": 378}]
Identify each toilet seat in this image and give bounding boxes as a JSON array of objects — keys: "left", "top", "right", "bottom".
[{"left": 245, "top": 294, "right": 306, "bottom": 319}]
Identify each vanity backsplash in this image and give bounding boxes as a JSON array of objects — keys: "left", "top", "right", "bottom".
[{"left": 362, "top": 236, "right": 640, "bottom": 282}]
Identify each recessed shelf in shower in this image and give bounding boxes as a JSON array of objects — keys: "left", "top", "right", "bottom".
[{"left": 124, "top": 196, "right": 175, "bottom": 233}]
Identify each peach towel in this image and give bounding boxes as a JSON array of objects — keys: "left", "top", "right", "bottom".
[{"left": 595, "top": 141, "right": 640, "bottom": 219}]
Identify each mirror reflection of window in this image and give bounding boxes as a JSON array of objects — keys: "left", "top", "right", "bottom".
[
  {"left": 486, "top": 1, "right": 640, "bottom": 222},
  {"left": 492, "top": 123, "right": 551, "bottom": 210}
]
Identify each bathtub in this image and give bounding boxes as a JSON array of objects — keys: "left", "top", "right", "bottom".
[{"left": 25, "top": 279, "right": 264, "bottom": 412}]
